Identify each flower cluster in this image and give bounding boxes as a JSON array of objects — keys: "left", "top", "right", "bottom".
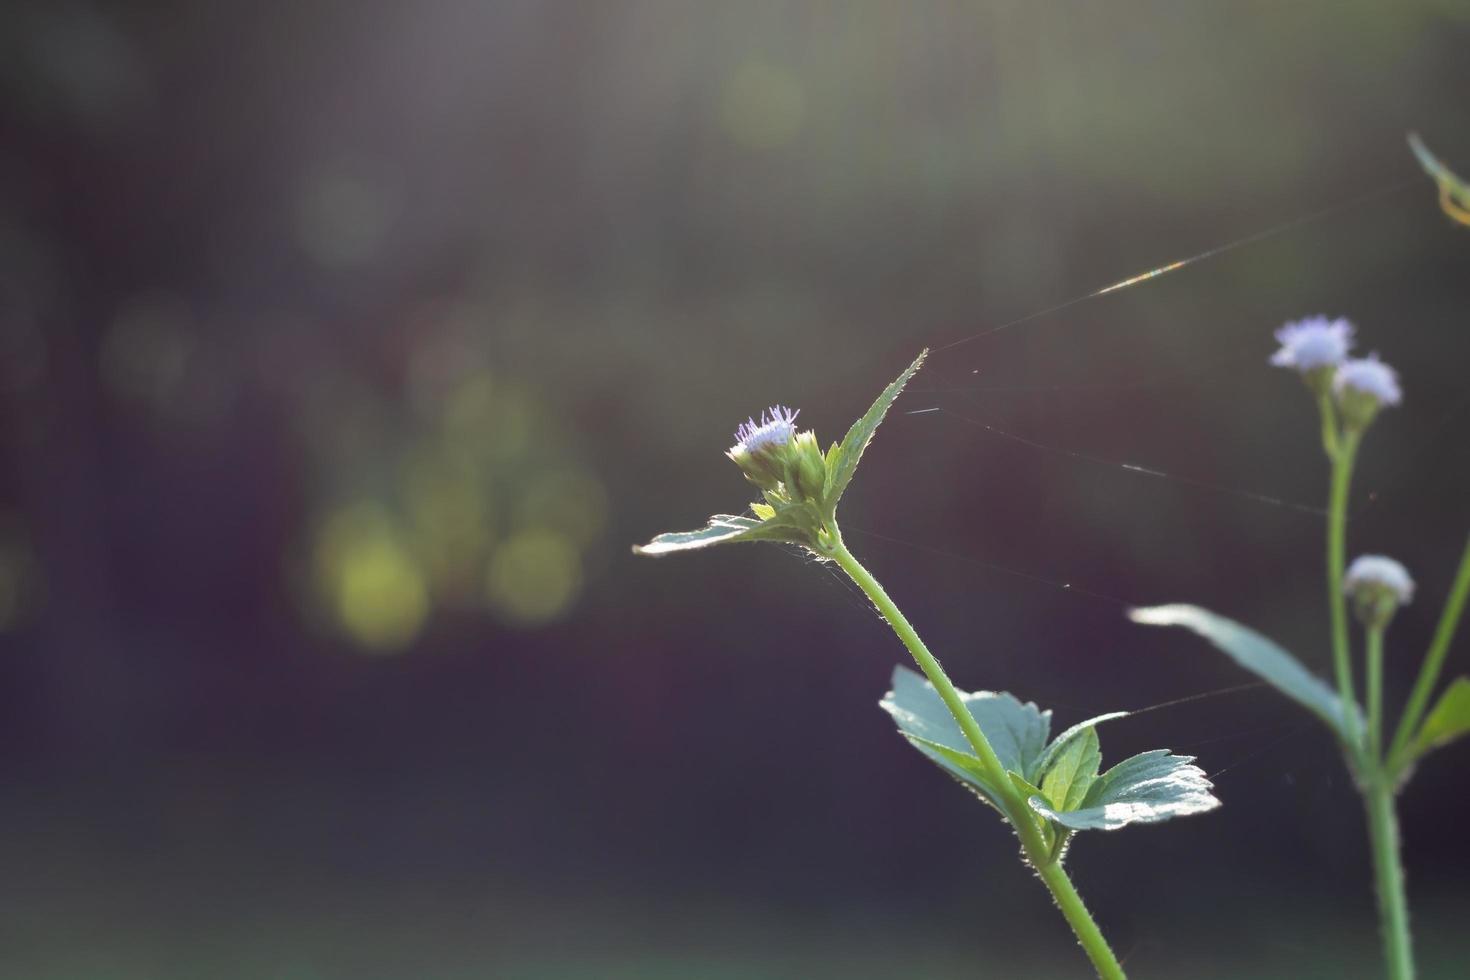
[
  {"left": 1270, "top": 316, "right": 1402, "bottom": 429},
  {"left": 726, "top": 403, "right": 827, "bottom": 505}
]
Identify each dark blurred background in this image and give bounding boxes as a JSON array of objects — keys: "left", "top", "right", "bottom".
[{"left": 2, "top": 2, "right": 1469, "bottom": 977}]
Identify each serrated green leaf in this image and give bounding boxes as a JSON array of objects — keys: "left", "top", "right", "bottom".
[
  {"left": 1007, "top": 770, "right": 1045, "bottom": 801},
  {"left": 1029, "top": 749, "right": 1220, "bottom": 831},
  {"left": 880, "top": 665, "right": 1051, "bottom": 777},
  {"left": 1130, "top": 604, "right": 1361, "bottom": 741},
  {"left": 1410, "top": 676, "right": 1470, "bottom": 757},
  {"left": 632, "top": 513, "right": 801, "bottom": 556},
  {"left": 880, "top": 666, "right": 1217, "bottom": 833},
  {"left": 1029, "top": 711, "right": 1130, "bottom": 782},
  {"left": 1040, "top": 727, "right": 1102, "bottom": 812},
  {"left": 825, "top": 350, "right": 927, "bottom": 511}
]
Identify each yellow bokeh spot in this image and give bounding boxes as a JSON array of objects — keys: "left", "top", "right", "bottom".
[
  {"left": 401, "top": 454, "right": 493, "bottom": 599},
  {"left": 485, "top": 529, "right": 581, "bottom": 626},
  {"left": 314, "top": 505, "right": 428, "bottom": 653},
  {"left": 721, "top": 63, "right": 805, "bottom": 150}
]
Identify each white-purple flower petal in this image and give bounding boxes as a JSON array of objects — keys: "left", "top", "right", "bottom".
[
  {"left": 1334, "top": 354, "right": 1402, "bottom": 407},
  {"left": 1269, "top": 316, "right": 1355, "bottom": 372},
  {"left": 1345, "top": 555, "right": 1415, "bottom": 604},
  {"left": 732, "top": 405, "right": 800, "bottom": 455}
]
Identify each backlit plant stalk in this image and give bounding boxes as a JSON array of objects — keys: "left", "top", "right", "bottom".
[
  {"left": 637, "top": 352, "right": 1220, "bottom": 980},
  {"left": 1135, "top": 317, "right": 1470, "bottom": 980},
  {"left": 822, "top": 533, "right": 1125, "bottom": 979}
]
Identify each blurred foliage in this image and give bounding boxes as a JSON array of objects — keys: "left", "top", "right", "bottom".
[{"left": 299, "top": 325, "right": 607, "bottom": 651}]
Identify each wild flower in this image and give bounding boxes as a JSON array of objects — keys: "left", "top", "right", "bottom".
[
  {"left": 637, "top": 351, "right": 1218, "bottom": 980},
  {"left": 731, "top": 404, "right": 799, "bottom": 455},
  {"left": 1269, "top": 315, "right": 1355, "bottom": 373},
  {"left": 1135, "top": 320, "right": 1470, "bottom": 980},
  {"left": 1345, "top": 555, "right": 1416, "bottom": 605},
  {"left": 1346, "top": 555, "right": 1416, "bottom": 631},
  {"left": 1335, "top": 354, "right": 1403, "bottom": 431},
  {"left": 727, "top": 405, "right": 801, "bottom": 489}
]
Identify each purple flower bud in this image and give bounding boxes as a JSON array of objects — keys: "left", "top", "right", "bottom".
[
  {"left": 1334, "top": 355, "right": 1402, "bottom": 408},
  {"left": 1344, "top": 555, "right": 1415, "bottom": 605},
  {"left": 1269, "top": 316, "right": 1355, "bottom": 373},
  {"left": 1345, "top": 554, "right": 1414, "bottom": 628},
  {"left": 728, "top": 405, "right": 800, "bottom": 490}
]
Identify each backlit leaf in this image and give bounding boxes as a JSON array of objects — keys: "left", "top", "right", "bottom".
[
  {"left": 1040, "top": 726, "right": 1102, "bottom": 812},
  {"left": 1030, "top": 710, "right": 1130, "bottom": 780},
  {"left": 1409, "top": 132, "right": 1470, "bottom": 227},
  {"left": 1030, "top": 750, "right": 1220, "bottom": 831},
  {"left": 632, "top": 513, "right": 800, "bottom": 556},
  {"left": 1410, "top": 676, "right": 1470, "bottom": 758},
  {"left": 1130, "top": 603, "right": 1361, "bottom": 742},
  {"left": 825, "top": 350, "right": 927, "bottom": 512},
  {"left": 880, "top": 665, "right": 1050, "bottom": 777},
  {"left": 881, "top": 666, "right": 1219, "bottom": 832}
]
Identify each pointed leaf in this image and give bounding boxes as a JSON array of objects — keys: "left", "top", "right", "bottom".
[
  {"left": 1007, "top": 770, "right": 1045, "bottom": 801},
  {"left": 880, "top": 665, "right": 1051, "bottom": 777},
  {"left": 633, "top": 513, "right": 800, "bottom": 556},
  {"left": 1409, "top": 132, "right": 1470, "bottom": 227},
  {"left": 1040, "top": 727, "right": 1102, "bottom": 812},
  {"left": 1030, "top": 749, "right": 1220, "bottom": 831},
  {"left": 1029, "top": 711, "right": 1130, "bottom": 782},
  {"left": 826, "top": 350, "right": 927, "bottom": 510},
  {"left": 1130, "top": 604, "right": 1361, "bottom": 741},
  {"left": 1410, "top": 676, "right": 1470, "bottom": 757}
]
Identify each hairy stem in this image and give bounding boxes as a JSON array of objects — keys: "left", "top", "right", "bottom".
[
  {"left": 827, "top": 535, "right": 1126, "bottom": 980},
  {"left": 1366, "top": 780, "right": 1415, "bottom": 980},
  {"left": 1389, "top": 532, "right": 1470, "bottom": 770}
]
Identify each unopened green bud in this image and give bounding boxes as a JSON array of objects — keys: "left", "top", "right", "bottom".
[
  {"left": 788, "top": 429, "right": 827, "bottom": 504},
  {"left": 728, "top": 445, "right": 783, "bottom": 490}
]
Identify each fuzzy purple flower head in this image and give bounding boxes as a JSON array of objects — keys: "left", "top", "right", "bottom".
[
  {"left": 731, "top": 405, "right": 800, "bottom": 456},
  {"left": 1270, "top": 316, "right": 1355, "bottom": 373},
  {"left": 727, "top": 405, "right": 801, "bottom": 490},
  {"left": 1345, "top": 553, "right": 1414, "bottom": 627},
  {"left": 1335, "top": 355, "right": 1402, "bottom": 408},
  {"left": 1344, "top": 555, "right": 1415, "bottom": 605}
]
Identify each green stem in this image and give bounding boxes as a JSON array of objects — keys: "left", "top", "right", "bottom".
[
  {"left": 1365, "top": 780, "right": 1415, "bottom": 980},
  {"left": 1366, "top": 626, "right": 1385, "bottom": 762},
  {"left": 827, "top": 535, "right": 1126, "bottom": 980},
  {"left": 1327, "top": 428, "right": 1364, "bottom": 758},
  {"left": 1316, "top": 390, "right": 1341, "bottom": 460},
  {"left": 1037, "top": 859, "right": 1124, "bottom": 979},
  {"left": 1388, "top": 532, "right": 1470, "bottom": 770}
]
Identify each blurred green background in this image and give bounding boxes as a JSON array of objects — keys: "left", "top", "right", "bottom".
[{"left": 2, "top": 2, "right": 1469, "bottom": 977}]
